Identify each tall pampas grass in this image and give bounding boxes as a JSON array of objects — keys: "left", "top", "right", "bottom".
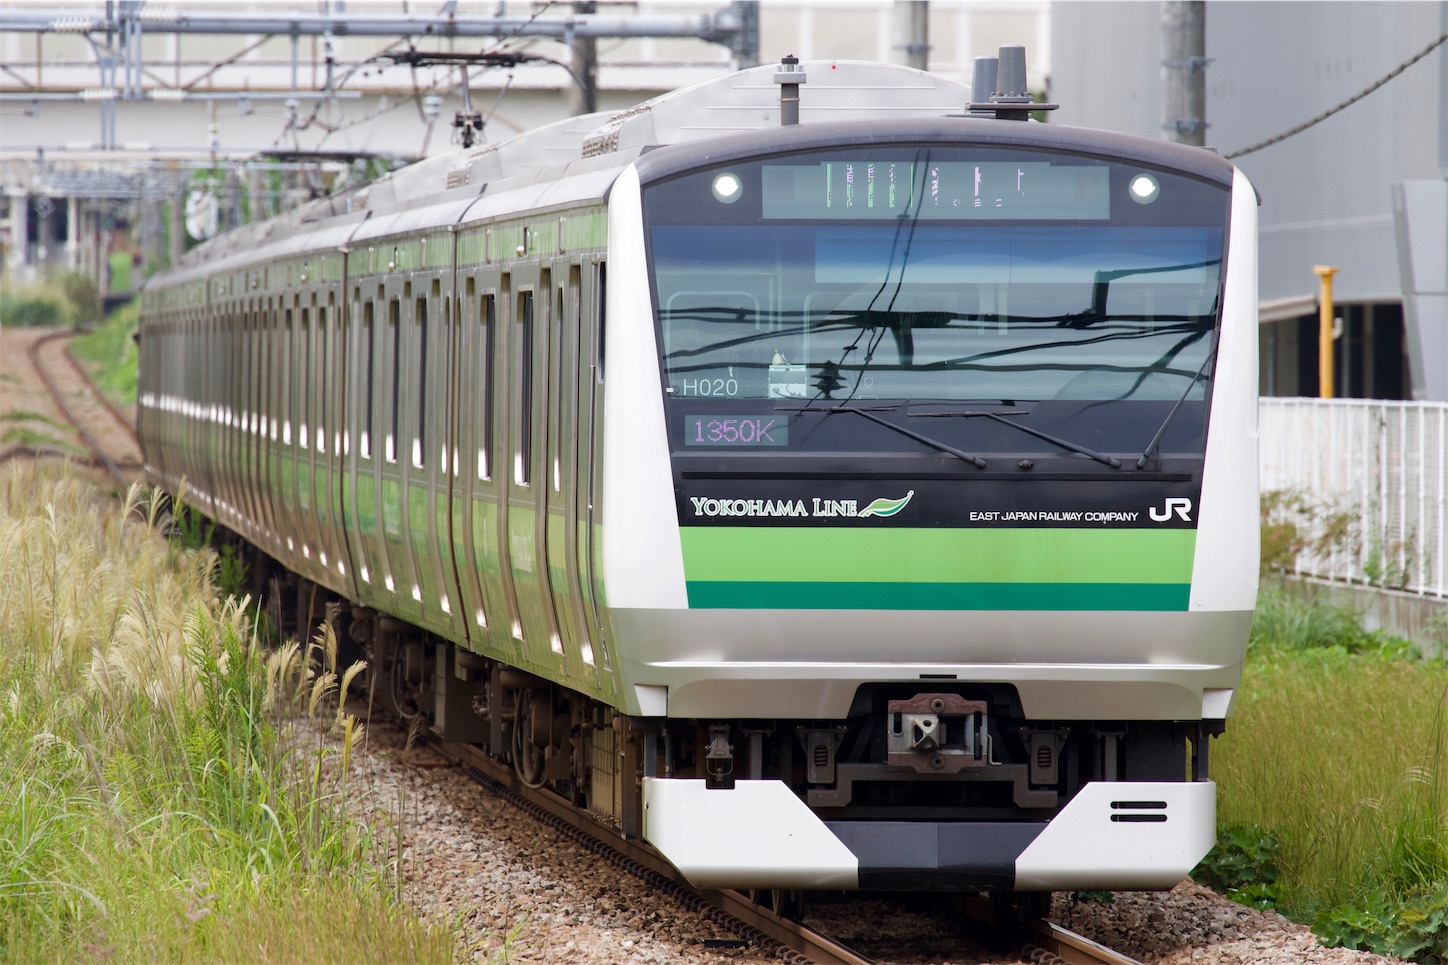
[{"left": 0, "top": 462, "right": 450, "bottom": 962}]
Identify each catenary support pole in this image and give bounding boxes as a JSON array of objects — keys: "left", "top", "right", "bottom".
[{"left": 1162, "top": 0, "right": 1206, "bottom": 145}]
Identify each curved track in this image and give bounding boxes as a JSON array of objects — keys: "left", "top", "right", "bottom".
[{"left": 25, "top": 330, "right": 142, "bottom": 487}]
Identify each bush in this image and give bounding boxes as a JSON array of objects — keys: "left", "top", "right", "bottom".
[
  {"left": 56, "top": 273, "right": 101, "bottom": 326},
  {"left": 1314, "top": 886, "right": 1448, "bottom": 962},
  {"left": 1194, "top": 824, "right": 1282, "bottom": 909},
  {"left": 0, "top": 288, "right": 69, "bottom": 327},
  {"left": 1250, "top": 588, "right": 1418, "bottom": 659},
  {"left": 1, "top": 274, "right": 105, "bottom": 329}
]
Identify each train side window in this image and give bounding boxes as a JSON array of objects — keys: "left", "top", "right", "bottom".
[
  {"left": 414, "top": 297, "right": 427, "bottom": 469},
  {"left": 283, "top": 309, "right": 293, "bottom": 444},
  {"left": 362, "top": 300, "right": 374, "bottom": 459},
  {"left": 299, "top": 308, "right": 311, "bottom": 450},
  {"left": 446, "top": 293, "right": 457, "bottom": 477},
  {"left": 596, "top": 262, "right": 606, "bottom": 382},
  {"left": 227, "top": 312, "right": 236, "bottom": 429},
  {"left": 388, "top": 297, "right": 400, "bottom": 463},
  {"left": 253, "top": 309, "right": 262, "bottom": 433},
  {"left": 241, "top": 308, "right": 250, "bottom": 433},
  {"left": 517, "top": 290, "right": 533, "bottom": 486},
  {"left": 317, "top": 306, "right": 328, "bottom": 453},
  {"left": 552, "top": 283, "right": 565, "bottom": 493},
  {"left": 270, "top": 305, "right": 281, "bottom": 441},
  {"left": 479, "top": 293, "right": 494, "bottom": 480}
]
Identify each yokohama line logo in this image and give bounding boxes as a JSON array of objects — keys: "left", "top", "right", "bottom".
[{"left": 690, "top": 491, "right": 915, "bottom": 520}]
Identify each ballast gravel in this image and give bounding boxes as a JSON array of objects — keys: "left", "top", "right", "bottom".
[
  {"left": 337, "top": 715, "right": 1407, "bottom": 965},
  {"left": 1052, "top": 885, "right": 1407, "bottom": 965},
  {"left": 339, "top": 717, "right": 775, "bottom": 964}
]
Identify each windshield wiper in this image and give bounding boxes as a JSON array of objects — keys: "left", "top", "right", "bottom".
[
  {"left": 1134, "top": 350, "right": 1215, "bottom": 469},
  {"left": 912, "top": 409, "right": 1122, "bottom": 469},
  {"left": 779, "top": 404, "right": 987, "bottom": 468}
]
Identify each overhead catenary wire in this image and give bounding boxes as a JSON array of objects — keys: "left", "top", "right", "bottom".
[
  {"left": 288, "top": 0, "right": 556, "bottom": 152},
  {"left": 1226, "top": 31, "right": 1448, "bottom": 160},
  {"left": 256, "top": 1, "right": 558, "bottom": 189}
]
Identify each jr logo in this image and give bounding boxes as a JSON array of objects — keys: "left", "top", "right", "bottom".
[{"left": 1149, "top": 497, "right": 1194, "bottom": 522}]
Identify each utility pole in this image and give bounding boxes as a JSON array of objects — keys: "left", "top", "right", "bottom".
[
  {"left": 895, "top": 1, "right": 929, "bottom": 72},
  {"left": 570, "top": 1, "right": 598, "bottom": 116},
  {"left": 1162, "top": 0, "right": 1206, "bottom": 145},
  {"left": 731, "top": 1, "right": 759, "bottom": 68}
]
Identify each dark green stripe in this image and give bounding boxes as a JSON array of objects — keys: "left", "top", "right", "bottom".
[{"left": 685, "top": 581, "right": 1190, "bottom": 611}]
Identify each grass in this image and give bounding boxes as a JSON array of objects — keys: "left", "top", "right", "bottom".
[
  {"left": 71, "top": 297, "right": 140, "bottom": 406},
  {"left": 0, "top": 410, "right": 83, "bottom": 457},
  {"left": 0, "top": 462, "right": 455, "bottom": 963},
  {"left": 1206, "top": 588, "right": 1448, "bottom": 958}
]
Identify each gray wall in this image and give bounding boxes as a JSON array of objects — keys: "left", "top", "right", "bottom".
[{"left": 1052, "top": 1, "right": 1448, "bottom": 305}]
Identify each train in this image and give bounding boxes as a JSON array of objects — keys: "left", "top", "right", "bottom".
[{"left": 138, "top": 48, "right": 1259, "bottom": 898}]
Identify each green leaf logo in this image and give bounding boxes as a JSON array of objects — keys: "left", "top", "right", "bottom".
[{"left": 858, "top": 490, "right": 915, "bottom": 518}]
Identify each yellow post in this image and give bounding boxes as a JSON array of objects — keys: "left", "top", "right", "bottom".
[{"left": 1313, "top": 265, "right": 1339, "bottom": 399}]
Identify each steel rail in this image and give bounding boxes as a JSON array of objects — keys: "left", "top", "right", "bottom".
[
  {"left": 1023, "top": 919, "right": 1145, "bottom": 965},
  {"left": 26, "top": 329, "right": 137, "bottom": 487},
  {"left": 955, "top": 893, "right": 1143, "bottom": 965},
  {"left": 429, "top": 736, "right": 873, "bottom": 965},
  {"left": 62, "top": 339, "right": 139, "bottom": 441}
]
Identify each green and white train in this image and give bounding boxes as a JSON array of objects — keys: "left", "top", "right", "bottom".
[{"left": 139, "top": 50, "right": 1259, "bottom": 895}]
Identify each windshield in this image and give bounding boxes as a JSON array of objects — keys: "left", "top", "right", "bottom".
[{"left": 644, "top": 146, "right": 1231, "bottom": 457}]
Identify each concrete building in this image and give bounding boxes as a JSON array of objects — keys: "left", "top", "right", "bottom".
[{"left": 1052, "top": 1, "right": 1448, "bottom": 402}]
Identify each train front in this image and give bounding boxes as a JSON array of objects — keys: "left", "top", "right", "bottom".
[{"left": 599, "top": 119, "right": 1259, "bottom": 892}]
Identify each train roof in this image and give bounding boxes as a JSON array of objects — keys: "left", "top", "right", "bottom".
[
  {"left": 361, "top": 60, "right": 973, "bottom": 216},
  {"left": 580, "top": 59, "right": 969, "bottom": 159},
  {"left": 158, "top": 59, "right": 1233, "bottom": 283},
  {"left": 631, "top": 115, "right": 1237, "bottom": 189},
  {"left": 163, "top": 61, "right": 973, "bottom": 276}
]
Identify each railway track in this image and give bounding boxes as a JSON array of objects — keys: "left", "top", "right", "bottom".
[
  {"left": 430, "top": 734, "right": 872, "bottom": 964},
  {"left": 426, "top": 732, "right": 1141, "bottom": 965},
  {"left": 24, "top": 329, "right": 142, "bottom": 487}
]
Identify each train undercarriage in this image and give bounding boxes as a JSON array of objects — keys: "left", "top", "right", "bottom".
[{"left": 242, "top": 534, "right": 1221, "bottom": 898}]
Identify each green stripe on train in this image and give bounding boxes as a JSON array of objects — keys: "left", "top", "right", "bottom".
[
  {"left": 684, "top": 580, "right": 1191, "bottom": 611},
  {"left": 679, "top": 527, "right": 1196, "bottom": 585}
]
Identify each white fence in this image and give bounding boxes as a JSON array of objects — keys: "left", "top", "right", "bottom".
[{"left": 1259, "top": 399, "right": 1447, "bottom": 599}]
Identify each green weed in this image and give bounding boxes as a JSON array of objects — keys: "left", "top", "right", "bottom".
[
  {"left": 1314, "top": 886, "right": 1448, "bottom": 962},
  {"left": 1194, "top": 824, "right": 1282, "bottom": 909},
  {"left": 1250, "top": 588, "right": 1418, "bottom": 658},
  {"left": 0, "top": 426, "right": 84, "bottom": 455},
  {"left": 0, "top": 410, "right": 69, "bottom": 429}
]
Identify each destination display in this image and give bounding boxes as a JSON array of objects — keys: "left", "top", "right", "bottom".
[
  {"left": 761, "top": 160, "right": 1111, "bottom": 221},
  {"left": 684, "top": 414, "right": 789, "bottom": 447}
]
